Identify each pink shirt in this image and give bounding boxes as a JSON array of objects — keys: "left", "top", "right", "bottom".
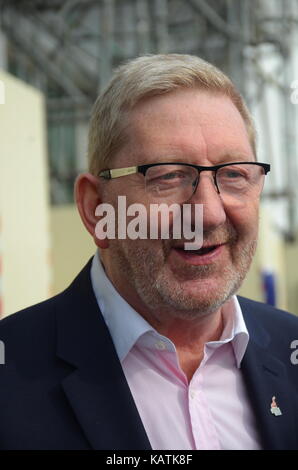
[{"left": 91, "top": 252, "right": 262, "bottom": 450}]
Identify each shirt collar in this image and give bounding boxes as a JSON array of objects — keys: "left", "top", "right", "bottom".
[
  {"left": 90, "top": 251, "right": 155, "bottom": 361},
  {"left": 208, "top": 296, "right": 250, "bottom": 367},
  {"left": 90, "top": 251, "right": 249, "bottom": 367}
]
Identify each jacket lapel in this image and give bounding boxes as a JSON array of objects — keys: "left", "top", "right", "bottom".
[
  {"left": 55, "top": 260, "right": 297, "bottom": 450},
  {"left": 56, "top": 259, "right": 151, "bottom": 450},
  {"left": 240, "top": 299, "right": 298, "bottom": 450}
]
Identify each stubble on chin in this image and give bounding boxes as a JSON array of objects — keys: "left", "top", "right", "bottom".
[{"left": 108, "top": 233, "right": 257, "bottom": 319}]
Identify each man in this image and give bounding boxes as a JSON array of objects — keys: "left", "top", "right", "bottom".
[{"left": 1, "top": 54, "right": 298, "bottom": 450}]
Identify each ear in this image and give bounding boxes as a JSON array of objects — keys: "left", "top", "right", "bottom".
[{"left": 74, "top": 173, "right": 109, "bottom": 249}]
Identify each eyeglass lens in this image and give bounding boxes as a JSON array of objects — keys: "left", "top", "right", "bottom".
[{"left": 144, "top": 163, "right": 266, "bottom": 204}]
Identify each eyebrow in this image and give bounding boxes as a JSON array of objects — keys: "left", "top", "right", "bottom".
[
  {"left": 133, "top": 152, "right": 255, "bottom": 166},
  {"left": 215, "top": 152, "right": 255, "bottom": 163}
]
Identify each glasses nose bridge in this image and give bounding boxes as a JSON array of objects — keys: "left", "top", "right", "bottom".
[{"left": 191, "top": 166, "right": 220, "bottom": 197}]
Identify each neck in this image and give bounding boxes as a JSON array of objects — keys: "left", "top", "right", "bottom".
[
  {"left": 100, "top": 252, "right": 225, "bottom": 381},
  {"left": 141, "top": 307, "right": 224, "bottom": 382}
]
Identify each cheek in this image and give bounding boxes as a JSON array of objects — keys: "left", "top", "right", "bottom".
[{"left": 227, "top": 203, "right": 259, "bottom": 240}]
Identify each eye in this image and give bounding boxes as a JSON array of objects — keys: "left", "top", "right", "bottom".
[
  {"left": 146, "top": 166, "right": 192, "bottom": 184},
  {"left": 226, "top": 170, "right": 244, "bottom": 178},
  {"left": 219, "top": 167, "right": 248, "bottom": 180},
  {"left": 158, "top": 171, "right": 187, "bottom": 180}
]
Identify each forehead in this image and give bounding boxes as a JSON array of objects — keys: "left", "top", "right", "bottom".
[{"left": 119, "top": 88, "right": 253, "bottom": 165}]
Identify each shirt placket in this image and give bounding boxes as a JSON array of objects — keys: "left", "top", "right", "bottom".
[{"left": 188, "top": 352, "right": 221, "bottom": 450}]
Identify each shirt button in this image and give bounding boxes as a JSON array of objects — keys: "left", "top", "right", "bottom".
[
  {"left": 155, "top": 340, "right": 166, "bottom": 350},
  {"left": 189, "top": 390, "right": 195, "bottom": 399}
]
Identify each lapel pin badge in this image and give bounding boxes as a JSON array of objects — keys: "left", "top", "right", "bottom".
[{"left": 270, "top": 396, "right": 282, "bottom": 416}]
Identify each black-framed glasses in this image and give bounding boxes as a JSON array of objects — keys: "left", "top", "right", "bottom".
[{"left": 99, "top": 161, "right": 270, "bottom": 204}]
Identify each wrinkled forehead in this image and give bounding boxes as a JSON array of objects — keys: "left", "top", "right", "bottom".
[{"left": 117, "top": 89, "right": 254, "bottom": 166}]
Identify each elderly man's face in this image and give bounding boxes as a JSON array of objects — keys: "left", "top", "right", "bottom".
[{"left": 101, "top": 89, "right": 259, "bottom": 318}]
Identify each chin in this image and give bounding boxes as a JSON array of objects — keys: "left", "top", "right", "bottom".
[
  {"left": 157, "top": 290, "right": 232, "bottom": 318},
  {"left": 149, "top": 269, "right": 242, "bottom": 317}
]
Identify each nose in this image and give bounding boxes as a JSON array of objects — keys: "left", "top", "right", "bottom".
[{"left": 188, "top": 173, "right": 227, "bottom": 231}]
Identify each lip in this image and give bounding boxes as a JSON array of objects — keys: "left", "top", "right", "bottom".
[{"left": 171, "top": 244, "right": 225, "bottom": 266}]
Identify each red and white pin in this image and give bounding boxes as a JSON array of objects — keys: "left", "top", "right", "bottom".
[{"left": 270, "top": 396, "right": 282, "bottom": 416}]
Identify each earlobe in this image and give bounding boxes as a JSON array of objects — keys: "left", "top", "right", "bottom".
[{"left": 75, "top": 173, "right": 109, "bottom": 249}]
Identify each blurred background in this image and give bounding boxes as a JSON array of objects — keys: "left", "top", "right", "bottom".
[{"left": 0, "top": 0, "right": 298, "bottom": 318}]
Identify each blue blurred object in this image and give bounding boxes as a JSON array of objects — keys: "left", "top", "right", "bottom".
[{"left": 262, "top": 270, "right": 276, "bottom": 306}]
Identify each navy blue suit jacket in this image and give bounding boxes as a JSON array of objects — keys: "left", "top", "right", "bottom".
[{"left": 0, "top": 258, "right": 298, "bottom": 450}]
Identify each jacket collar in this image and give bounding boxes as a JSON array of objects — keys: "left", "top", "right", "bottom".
[
  {"left": 56, "top": 258, "right": 151, "bottom": 450},
  {"left": 239, "top": 297, "right": 298, "bottom": 450},
  {"left": 55, "top": 260, "right": 297, "bottom": 450}
]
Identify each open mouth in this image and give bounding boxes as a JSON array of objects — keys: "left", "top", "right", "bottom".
[{"left": 174, "top": 244, "right": 220, "bottom": 255}]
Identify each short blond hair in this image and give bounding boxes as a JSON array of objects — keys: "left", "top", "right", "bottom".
[{"left": 88, "top": 54, "right": 256, "bottom": 175}]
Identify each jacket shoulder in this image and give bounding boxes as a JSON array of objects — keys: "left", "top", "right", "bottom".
[
  {"left": 0, "top": 257, "right": 94, "bottom": 339},
  {"left": 237, "top": 295, "right": 298, "bottom": 327},
  {"left": 0, "top": 258, "right": 94, "bottom": 364},
  {"left": 0, "top": 290, "right": 66, "bottom": 331},
  {"left": 0, "top": 290, "right": 71, "bottom": 365},
  {"left": 238, "top": 295, "right": 298, "bottom": 354}
]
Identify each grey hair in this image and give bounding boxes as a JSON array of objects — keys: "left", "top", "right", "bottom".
[{"left": 88, "top": 54, "right": 256, "bottom": 175}]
